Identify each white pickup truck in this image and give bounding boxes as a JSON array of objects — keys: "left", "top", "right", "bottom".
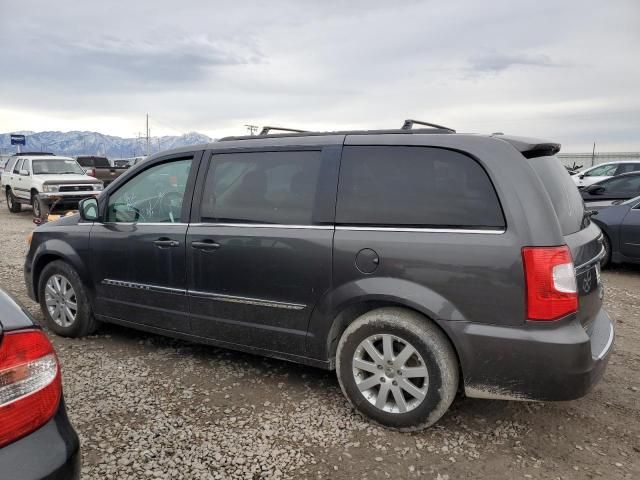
[{"left": 1, "top": 154, "right": 104, "bottom": 219}]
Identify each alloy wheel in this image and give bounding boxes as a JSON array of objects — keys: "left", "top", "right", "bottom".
[
  {"left": 44, "top": 274, "right": 78, "bottom": 327},
  {"left": 352, "top": 334, "right": 429, "bottom": 414}
]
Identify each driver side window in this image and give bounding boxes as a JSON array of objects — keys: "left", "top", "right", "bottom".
[{"left": 107, "top": 158, "right": 192, "bottom": 223}]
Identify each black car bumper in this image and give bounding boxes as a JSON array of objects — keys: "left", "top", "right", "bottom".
[
  {"left": 0, "top": 400, "right": 80, "bottom": 480},
  {"left": 449, "top": 308, "right": 614, "bottom": 401}
]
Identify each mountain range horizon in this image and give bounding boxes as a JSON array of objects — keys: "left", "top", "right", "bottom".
[{"left": 0, "top": 130, "right": 214, "bottom": 158}]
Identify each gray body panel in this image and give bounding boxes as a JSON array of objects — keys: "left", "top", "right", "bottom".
[{"left": 24, "top": 131, "right": 614, "bottom": 401}]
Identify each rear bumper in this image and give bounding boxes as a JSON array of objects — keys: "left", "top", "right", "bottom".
[
  {"left": 448, "top": 308, "right": 614, "bottom": 401},
  {"left": 0, "top": 399, "right": 80, "bottom": 480}
]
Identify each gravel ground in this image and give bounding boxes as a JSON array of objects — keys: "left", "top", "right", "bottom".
[{"left": 1, "top": 200, "right": 639, "bottom": 480}]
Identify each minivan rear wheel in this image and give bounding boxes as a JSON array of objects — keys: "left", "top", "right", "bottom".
[
  {"left": 38, "top": 260, "right": 98, "bottom": 337},
  {"left": 336, "top": 307, "right": 458, "bottom": 431}
]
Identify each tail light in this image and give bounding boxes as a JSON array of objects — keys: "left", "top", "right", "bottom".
[
  {"left": 0, "top": 330, "right": 61, "bottom": 448},
  {"left": 522, "top": 246, "right": 578, "bottom": 321},
  {"left": 86, "top": 168, "right": 96, "bottom": 177}
]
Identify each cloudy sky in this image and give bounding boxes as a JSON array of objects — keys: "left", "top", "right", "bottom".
[{"left": 0, "top": 0, "right": 638, "bottom": 152}]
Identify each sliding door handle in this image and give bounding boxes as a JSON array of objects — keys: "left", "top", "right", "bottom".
[{"left": 191, "top": 240, "right": 221, "bottom": 251}]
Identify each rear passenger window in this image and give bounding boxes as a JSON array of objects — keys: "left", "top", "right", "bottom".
[
  {"left": 201, "top": 151, "right": 322, "bottom": 225},
  {"left": 336, "top": 146, "right": 505, "bottom": 229}
]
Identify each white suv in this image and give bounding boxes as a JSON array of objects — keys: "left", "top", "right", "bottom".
[
  {"left": 572, "top": 160, "right": 640, "bottom": 188},
  {"left": 1, "top": 154, "right": 103, "bottom": 219}
]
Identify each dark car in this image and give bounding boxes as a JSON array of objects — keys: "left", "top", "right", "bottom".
[
  {"left": 24, "top": 122, "right": 614, "bottom": 430},
  {"left": 591, "top": 195, "right": 640, "bottom": 267},
  {"left": 580, "top": 171, "right": 640, "bottom": 208},
  {"left": 0, "top": 289, "right": 80, "bottom": 479},
  {"left": 75, "top": 156, "right": 127, "bottom": 186}
]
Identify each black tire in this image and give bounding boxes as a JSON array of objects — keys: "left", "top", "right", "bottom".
[
  {"left": 32, "top": 194, "right": 49, "bottom": 220},
  {"left": 336, "top": 307, "right": 459, "bottom": 431},
  {"left": 601, "top": 234, "right": 612, "bottom": 269},
  {"left": 38, "top": 260, "right": 98, "bottom": 337},
  {"left": 6, "top": 188, "right": 21, "bottom": 213}
]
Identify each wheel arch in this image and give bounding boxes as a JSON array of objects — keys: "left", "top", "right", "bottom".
[
  {"left": 308, "top": 278, "right": 465, "bottom": 372},
  {"left": 31, "top": 241, "right": 92, "bottom": 302}
]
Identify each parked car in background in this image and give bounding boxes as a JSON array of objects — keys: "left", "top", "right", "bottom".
[
  {"left": 25, "top": 123, "right": 613, "bottom": 431},
  {"left": 75, "top": 156, "right": 127, "bottom": 186},
  {"left": 572, "top": 161, "right": 640, "bottom": 188},
  {"left": 0, "top": 288, "right": 80, "bottom": 479},
  {"left": 580, "top": 172, "right": 640, "bottom": 208},
  {"left": 591, "top": 195, "right": 640, "bottom": 267},
  {"left": 112, "top": 156, "right": 148, "bottom": 169},
  {"left": 1, "top": 155, "right": 103, "bottom": 219}
]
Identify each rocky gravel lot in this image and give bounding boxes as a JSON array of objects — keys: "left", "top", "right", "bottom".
[{"left": 1, "top": 201, "right": 639, "bottom": 479}]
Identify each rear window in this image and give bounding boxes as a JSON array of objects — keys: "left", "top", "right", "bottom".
[
  {"left": 336, "top": 146, "right": 505, "bottom": 229},
  {"left": 527, "top": 156, "right": 585, "bottom": 235},
  {"left": 77, "top": 157, "right": 110, "bottom": 168},
  {"left": 94, "top": 157, "right": 111, "bottom": 168}
]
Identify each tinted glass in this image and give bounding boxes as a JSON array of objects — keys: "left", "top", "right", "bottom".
[
  {"left": 601, "top": 174, "right": 640, "bottom": 192},
  {"left": 617, "top": 163, "right": 640, "bottom": 174},
  {"left": 336, "top": 146, "right": 505, "bottom": 228},
  {"left": 584, "top": 164, "right": 617, "bottom": 177},
  {"left": 76, "top": 158, "right": 92, "bottom": 167},
  {"left": 107, "top": 158, "right": 192, "bottom": 223},
  {"left": 94, "top": 157, "right": 111, "bottom": 168},
  {"left": 201, "top": 151, "right": 322, "bottom": 224},
  {"left": 527, "top": 156, "right": 585, "bottom": 235}
]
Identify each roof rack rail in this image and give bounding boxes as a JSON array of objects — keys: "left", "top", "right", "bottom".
[
  {"left": 401, "top": 119, "right": 456, "bottom": 133},
  {"left": 259, "top": 126, "right": 308, "bottom": 135},
  {"left": 11, "top": 152, "right": 55, "bottom": 156}
]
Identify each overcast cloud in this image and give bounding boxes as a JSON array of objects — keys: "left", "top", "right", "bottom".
[{"left": 0, "top": 0, "right": 638, "bottom": 151}]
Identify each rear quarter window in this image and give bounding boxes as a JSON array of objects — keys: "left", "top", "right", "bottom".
[
  {"left": 527, "top": 156, "right": 585, "bottom": 235},
  {"left": 336, "top": 146, "right": 505, "bottom": 229}
]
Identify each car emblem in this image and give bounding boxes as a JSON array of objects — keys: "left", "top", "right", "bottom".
[{"left": 583, "top": 270, "right": 592, "bottom": 293}]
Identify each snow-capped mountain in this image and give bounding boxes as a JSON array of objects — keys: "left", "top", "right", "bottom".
[{"left": 0, "top": 131, "right": 214, "bottom": 158}]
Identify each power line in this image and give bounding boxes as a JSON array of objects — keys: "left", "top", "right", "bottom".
[{"left": 245, "top": 124, "right": 259, "bottom": 136}]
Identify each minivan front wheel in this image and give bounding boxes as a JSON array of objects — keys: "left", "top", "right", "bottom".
[
  {"left": 336, "top": 307, "right": 458, "bottom": 431},
  {"left": 38, "top": 260, "right": 98, "bottom": 337}
]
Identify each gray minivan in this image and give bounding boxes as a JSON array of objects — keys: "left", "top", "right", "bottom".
[{"left": 25, "top": 121, "right": 614, "bottom": 430}]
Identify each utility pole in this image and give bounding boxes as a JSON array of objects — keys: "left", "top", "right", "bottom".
[
  {"left": 245, "top": 124, "right": 259, "bottom": 136},
  {"left": 591, "top": 142, "right": 596, "bottom": 167},
  {"left": 146, "top": 114, "right": 150, "bottom": 156}
]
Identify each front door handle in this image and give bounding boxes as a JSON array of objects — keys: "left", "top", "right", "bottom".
[
  {"left": 191, "top": 240, "right": 221, "bottom": 251},
  {"left": 153, "top": 238, "right": 180, "bottom": 248}
]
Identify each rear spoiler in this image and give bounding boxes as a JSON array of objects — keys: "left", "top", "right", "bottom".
[{"left": 492, "top": 134, "right": 561, "bottom": 159}]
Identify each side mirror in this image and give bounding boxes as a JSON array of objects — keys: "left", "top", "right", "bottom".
[
  {"left": 587, "top": 185, "right": 606, "bottom": 195},
  {"left": 79, "top": 197, "right": 99, "bottom": 221},
  {"left": 19, "top": 169, "right": 29, "bottom": 176},
  {"left": 579, "top": 174, "right": 585, "bottom": 179}
]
